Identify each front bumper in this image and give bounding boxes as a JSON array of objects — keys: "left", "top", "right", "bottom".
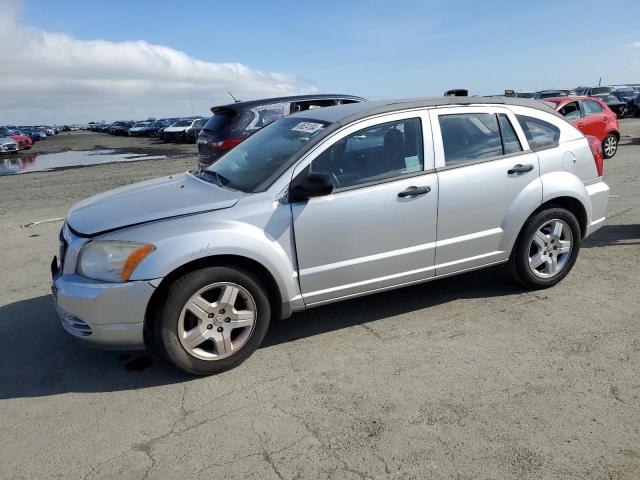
[{"left": 52, "top": 273, "right": 156, "bottom": 349}]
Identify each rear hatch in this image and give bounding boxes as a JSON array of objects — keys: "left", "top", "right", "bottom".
[{"left": 197, "top": 107, "right": 241, "bottom": 163}]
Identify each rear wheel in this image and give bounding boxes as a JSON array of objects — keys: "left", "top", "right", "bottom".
[
  {"left": 602, "top": 134, "right": 618, "bottom": 159},
  {"left": 153, "top": 266, "right": 271, "bottom": 375},
  {"left": 508, "top": 208, "right": 581, "bottom": 289}
]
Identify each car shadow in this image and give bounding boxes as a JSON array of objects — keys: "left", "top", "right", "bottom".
[
  {"left": 0, "top": 295, "right": 192, "bottom": 400},
  {"left": 582, "top": 224, "right": 640, "bottom": 248},
  {"left": 262, "top": 266, "right": 523, "bottom": 349},
  {"left": 0, "top": 266, "right": 522, "bottom": 400}
]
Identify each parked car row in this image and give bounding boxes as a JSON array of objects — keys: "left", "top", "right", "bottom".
[
  {"left": 0, "top": 124, "right": 61, "bottom": 153},
  {"left": 0, "top": 127, "right": 33, "bottom": 151},
  {"left": 88, "top": 117, "right": 208, "bottom": 143},
  {"left": 505, "top": 85, "right": 640, "bottom": 118},
  {"left": 86, "top": 95, "right": 367, "bottom": 150}
]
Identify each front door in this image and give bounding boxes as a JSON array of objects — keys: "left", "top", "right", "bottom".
[
  {"left": 429, "top": 107, "right": 542, "bottom": 275},
  {"left": 290, "top": 113, "right": 438, "bottom": 306}
]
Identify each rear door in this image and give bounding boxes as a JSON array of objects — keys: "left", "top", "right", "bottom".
[
  {"left": 430, "top": 106, "right": 542, "bottom": 275},
  {"left": 579, "top": 99, "right": 607, "bottom": 140},
  {"left": 290, "top": 111, "right": 438, "bottom": 305}
]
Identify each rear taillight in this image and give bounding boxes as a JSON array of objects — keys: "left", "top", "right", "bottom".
[
  {"left": 586, "top": 135, "right": 603, "bottom": 177},
  {"left": 209, "top": 138, "right": 242, "bottom": 152}
]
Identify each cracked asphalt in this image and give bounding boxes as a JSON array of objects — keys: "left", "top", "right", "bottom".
[{"left": 1, "top": 124, "right": 639, "bottom": 479}]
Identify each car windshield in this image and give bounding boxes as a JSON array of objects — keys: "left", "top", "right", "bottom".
[
  {"left": 172, "top": 120, "right": 191, "bottom": 127},
  {"left": 133, "top": 122, "right": 149, "bottom": 127},
  {"left": 193, "top": 119, "right": 206, "bottom": 128},
  {"left": 591, "top": 87, "right": 612, "bottom": 95},
  {"left": 205, "top": 117, "right": 332, "bottom": 192}
]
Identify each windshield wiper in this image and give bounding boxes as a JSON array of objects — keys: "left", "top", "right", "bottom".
[{"left": 195, "top": 169, "right": 233, "bottom": 189}]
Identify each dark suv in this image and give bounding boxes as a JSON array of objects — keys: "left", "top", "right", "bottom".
[{"left": 197, "top": 94, "right": 366, "bottom": 168}]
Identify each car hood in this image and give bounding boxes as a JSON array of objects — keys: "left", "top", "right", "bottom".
[{"left": 66, "top": 172, "right": 244, "bottom": 236}]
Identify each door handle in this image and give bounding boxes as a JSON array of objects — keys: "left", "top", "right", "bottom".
[
  {"left": 398, "top": 186, "right": 431, "bottom": 197},
  {"left": 508, "top": 164, "right": 534, "bottom": 174}
]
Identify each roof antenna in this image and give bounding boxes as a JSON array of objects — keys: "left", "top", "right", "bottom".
[{"left": 228, "top": 91, "right": 240, "bottom": 103}]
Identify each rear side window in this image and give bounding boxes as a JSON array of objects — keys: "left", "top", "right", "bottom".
[
  {"left": 292, "top": 100, "right": 337, "bottom": 112},
  {"left": 439, "top": 113, "right": 517, "bottom": 166},
  {"left": 516, "top": 115, "right": 560, "bottom": 151},
  {"left": 240, "top": 103, "right": 288, "bottom": 131},
  {"left": 582, "top": 100, "right": 604, "bottom": 116}
]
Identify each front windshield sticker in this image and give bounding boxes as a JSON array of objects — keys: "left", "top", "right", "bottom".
[{"left": 291, "top": 122, "right": 325, "bottom": 134}]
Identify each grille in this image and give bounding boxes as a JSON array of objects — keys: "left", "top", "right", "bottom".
[{"left": 61, "top": 315, "right": 92, "bottom": 337}]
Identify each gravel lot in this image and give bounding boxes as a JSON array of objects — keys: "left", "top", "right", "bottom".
[{"left": 1, "top": 124, "right": 639, "bottom": 479}]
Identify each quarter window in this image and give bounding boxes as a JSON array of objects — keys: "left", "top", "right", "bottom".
[
  {"left": 516, "top": 115, "right": 560, "bottom": 151},
  {"left": 311, "top": 118, "right": 424, "bottom": 189},
  {"left": 582, "top": 100, "right": 604, "bottom": 116}
]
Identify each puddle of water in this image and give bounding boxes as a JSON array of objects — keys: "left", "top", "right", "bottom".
[{"left": 0, "top": 149, "right": 168, "bottom": 176}]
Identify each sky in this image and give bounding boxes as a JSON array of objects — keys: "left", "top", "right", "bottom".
[{"left": 2, "top": 0, "right": 640, "bottom": 124}]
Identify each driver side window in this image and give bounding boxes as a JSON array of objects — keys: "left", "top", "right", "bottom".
[{"left": 310, "top": 118, "right": 424, "bottom": 189}]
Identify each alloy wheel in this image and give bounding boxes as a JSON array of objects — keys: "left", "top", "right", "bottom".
[
  {"left": 178, "top": 282, "right": 256, "bottom": 361},
  {"left": 528, "top": 219, "right": 573, "bottom": 278},
  {"left": 604, "top": 136, "right": 617, "bottom": 157}
]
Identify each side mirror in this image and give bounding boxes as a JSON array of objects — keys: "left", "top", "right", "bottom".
[{"left": 290, "top": 172, "right": 333, "bottom": 202}]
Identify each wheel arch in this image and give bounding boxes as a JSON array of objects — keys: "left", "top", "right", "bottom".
[
  {"left": 606, "top": 130, "right": 620, "bottom": 141},
  {"left": 510, "top": 196, "right": 589, "bottom": 257},
  {"left": 144, "top": 254, "right": 286, "bottom": 346}
]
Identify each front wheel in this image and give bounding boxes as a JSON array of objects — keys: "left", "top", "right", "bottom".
[
  {"left": 602, "top": 134, "right": 618, "bottom": 159},
  {"left": 153, "top": 266, "right": 271, "bottom": 375},
  {"left": 508, "top": 208, "right": 581, "bottom": 289}
]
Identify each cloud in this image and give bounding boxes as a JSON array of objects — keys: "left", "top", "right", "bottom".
[
  {"left": 0, "top": 1, "right": 316, "bottom": 124},
  {"left": 629, "top": 41, "right": 640, "bottom": 48}
]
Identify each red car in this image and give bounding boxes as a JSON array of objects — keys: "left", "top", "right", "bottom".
[
  {"left": 0, "top": 128, "right": 33, "bottom": 150},
  {"left": 545, "top": 96, "right": 620, "bottom": 158}
]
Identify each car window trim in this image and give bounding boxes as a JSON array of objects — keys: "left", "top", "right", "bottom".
[
  {"left": 435, "top": 149, "right": 533, "bottom": 172},
  {"left": 330, "top": 168, "right": 436, "bottom": 195},
  {"left": 496, "top": 113, "right": 523, "bottom": 156}
]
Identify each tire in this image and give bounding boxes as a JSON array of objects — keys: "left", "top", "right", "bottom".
[
  {"left": 602, "top": 134, "right": 618, "bottom": 159},
  {"left": 508, "top": 207, "right": 581, "bottom": 289},
  {"left": 153, "top": 266, "right": 271, "bottom": 375}
]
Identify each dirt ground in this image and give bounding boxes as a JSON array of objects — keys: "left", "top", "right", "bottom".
[{"left": 0, "top": 124, "right": 639, "bottom": 479}]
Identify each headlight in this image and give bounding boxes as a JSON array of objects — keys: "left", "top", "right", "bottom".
[{"left": 77, "top": 241, "right": 155, "bottom": 282}]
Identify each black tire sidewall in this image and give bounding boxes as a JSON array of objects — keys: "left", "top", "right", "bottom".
[
  {"left": 153, "top": 266, "right": 271, "bottom": 375},
  {"left": 512, "top": 208, "right": 581, "bottom": 289}
]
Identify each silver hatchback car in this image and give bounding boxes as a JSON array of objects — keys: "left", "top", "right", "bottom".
[{"left": 52, "top": 97, "right": 609, "bottom": 374}]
